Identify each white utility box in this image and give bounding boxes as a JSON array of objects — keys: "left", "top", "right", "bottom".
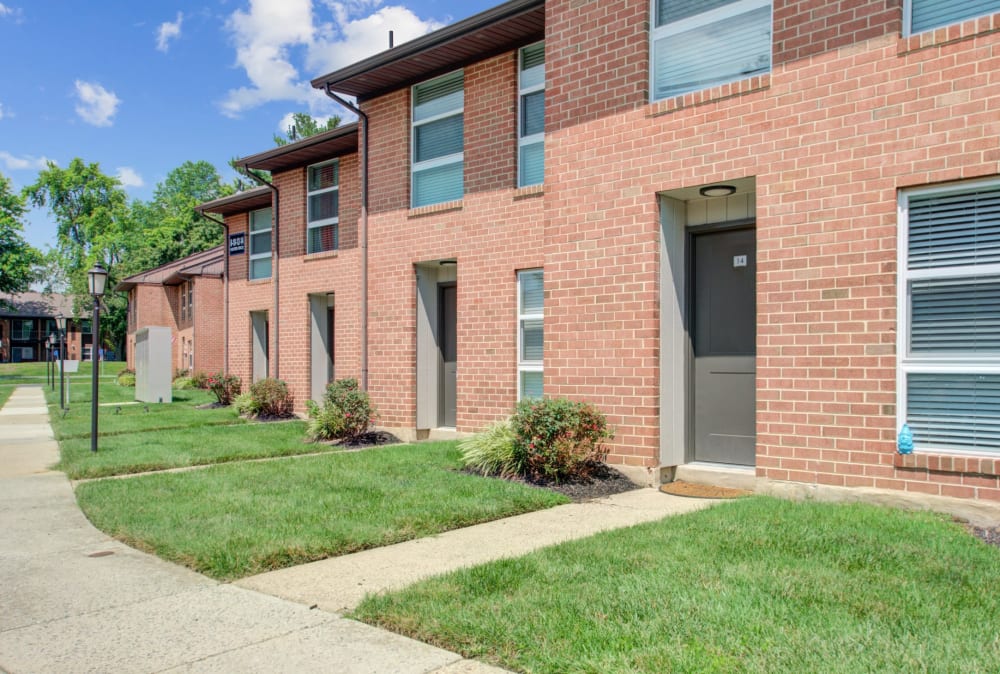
[{"left": 135, "top": 326, "right": 173, "bottom": 404}]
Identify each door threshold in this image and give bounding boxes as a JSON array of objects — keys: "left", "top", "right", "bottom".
[{"left": 675, "top": 462, "right": 757, "bottom": 491}]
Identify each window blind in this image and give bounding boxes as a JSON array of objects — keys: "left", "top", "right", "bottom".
[
  {"left": 908, "top": 187, "right": 1000, "bottom": 269},
  {"left": 907, "top": 373, "right": 1000, "bottom": 452},
  {"left": 413, "top": 162, "right": 463, "bottom": 207},
  {"left": 653, "top": 4, "right": 771, "bottom": 100},
  {"left": 911, "top": 278, "right": 1000, "bottom": 352},
  {"left": 910, "top": 0, "right": 1000, "bottom": 34}
]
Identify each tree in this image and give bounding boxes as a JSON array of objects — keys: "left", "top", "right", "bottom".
[
  {"left": 23, "top": 159, "right": 133, "bottom": 353},
  {"left": 129, "top": 161, "right": 234, "bottom": 270},
  {"left": 0, "top": 171, "right": 42, "bottom": 298},
  {"left": 273, "top": 112, "right": 341, "bottom": 146}
]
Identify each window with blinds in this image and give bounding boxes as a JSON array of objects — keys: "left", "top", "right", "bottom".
[
  {"left": 249, "top": 207, "right": 272, "bottom": 280},
  {"left": 899, "top": 180, "right": 1000, "bottom": 454},
  {"left": 307, "top": 160, "right": 339, "bottom": 254},
  {"left": 518, "top": 269, "right": 543, "bottom": 400},
  {"left": 519, "top": 42, "right": 545, "bottom": 188},
  {"left": 412, "top": 71, "right": 464, "bottom": 207},
  {"left": 907, "top": 0, "right": 1000, "bottom": 34},
  {"left": 650, "top": 0, "right": 772, "bottom": 102}
]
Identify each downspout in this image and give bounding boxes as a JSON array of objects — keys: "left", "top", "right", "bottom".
[
  {"left": 197, "top": 212, "right": 229, "bottom": 375},
  {"left": 238, "top": 168, "right": 280, "bottom": 380},
  {"left": 323, "top": 84, "right": 369, "bottom": 392}
]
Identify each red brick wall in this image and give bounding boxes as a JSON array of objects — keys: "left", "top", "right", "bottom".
[
  {"left": 542, "top": 0, "right": 1000, "bottom": 495},
  {"left": 361, "top": 52, "right": 545, "bottom": 432},
  {"left": 225, "top": 153, "right": 362, "bottom": 411},
  {"left": 193, "top": 277, "right": 224, "bottom": 374}
]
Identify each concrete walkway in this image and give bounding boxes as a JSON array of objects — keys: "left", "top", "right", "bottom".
[{"left": 0, "top": 385, "right": 713, "bottom": 672}]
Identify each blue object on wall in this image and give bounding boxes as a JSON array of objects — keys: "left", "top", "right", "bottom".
[{"left": 897, "top": 423, "right": 914, "bottom": 455}]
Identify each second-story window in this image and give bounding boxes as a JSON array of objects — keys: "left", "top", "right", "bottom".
[
  {"left": 180, "top": 283, "right": 187, "bottom": 321},
  {"left": 307, "top": 160, "right": 339, "bottom": 253},
  {"left": 249, "top": 207, "right": 273, "bottom": 280},
  {"left": 187, "top": 282, "right": 194, "bottom": 319},
  {"left": 906, "top": 0, "right": 1000, "bottom": 34},
  {"left": 519, "top": 42, "right": 545, "bottom": 188},
  {"left": 651, "top": 0, "right": 772, "bottom": 102},
  {"left": 412, "top": 70, "right": 464, "bottom": 208}
]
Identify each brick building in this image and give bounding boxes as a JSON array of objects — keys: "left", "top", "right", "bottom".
[
  {"left": 0, "top": 292, "right": 89, "bottom": 363},
  {"left": 206, "top": 0, "right": 1000, "bottom": 503},
  {"left": 196, "top": 125, "right": 362, "bottom": 406},
  {"left": 118, "top": 246, "right": 225, "bottom": 375}
]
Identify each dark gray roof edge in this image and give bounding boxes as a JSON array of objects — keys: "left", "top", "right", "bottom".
[
  {"left": 309, "top": 0, "right": 543, "bottom": 90},
  {"left": 194, "top": 186, "right": 272, "bottom": 213},
  {"left": 118, "top": 245, "right": 225, "bottom": 284},
  {"left": 234, "top": 122, "right": 359, "bottom": 168}
]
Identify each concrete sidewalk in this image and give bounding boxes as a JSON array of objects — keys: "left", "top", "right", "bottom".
[
  {"left": 0, "top": 386, "right": 506, "bottom": 673},
  {"left": 0, "top": 385, "right": 713, "bottom": 672}
]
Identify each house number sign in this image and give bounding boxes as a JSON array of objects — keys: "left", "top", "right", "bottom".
[
  {"left": 733, "top": 254, "right": 747, "bottom": 268},
  {"left": 229, "top": 232, "right": 246, "bottom": 255}
]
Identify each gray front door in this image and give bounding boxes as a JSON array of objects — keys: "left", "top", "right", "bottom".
[
  {"left": 439, "top": 284, "right": 457, "bottom": 427},
  {"left": 692, "top": 227, "right": 756, "bottom": 465}
]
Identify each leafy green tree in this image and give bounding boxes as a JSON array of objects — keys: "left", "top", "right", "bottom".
[
  {"left": 0, "top": 171, "right": 43, "bottom": 299},
  {"left": 273, "top": 112, "right": 341, "bottom": 146},
  {"left": 23, "top": 159, "right": 133, "bottom": 353},
  {"left": 129, "top": 160, "right": 234, "bottom": 270}
]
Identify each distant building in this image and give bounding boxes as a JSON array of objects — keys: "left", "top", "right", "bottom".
[
  {"left": 116, "top": 246, "right": 225, "bottom": 375},
  {"left": 0, "top": 292, "right": 89, "bottom": 363}
]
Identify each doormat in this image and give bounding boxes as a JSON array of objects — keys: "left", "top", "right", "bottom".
[{"left": 659, "top": 480, "right": 751, "bottom": 499}]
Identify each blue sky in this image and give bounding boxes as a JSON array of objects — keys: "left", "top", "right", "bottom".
[{"left": 0, "top": 0, "right": 499, "bottom": 250}]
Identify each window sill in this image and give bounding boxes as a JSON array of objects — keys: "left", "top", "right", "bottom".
[
  {"left": 898, "top": 14, "right": 1000, "bottom": 55},
  {"left": 304, "top": 249, "right": 339, "bottom": 262},
  {"left": 513, "top": 184, "right": 544, "bottom": 199},
  {"left": 247, "top": 277, "right": 272, "bottom": 285},
  {"left": 408, "top": 200, "right": 463, "bottom": 218},
  {"left": 895, "top": 451, "right": 1000, "bottom": 478},
  {"left": 647, "top": 74, "right": 770, "bottom": 118}
]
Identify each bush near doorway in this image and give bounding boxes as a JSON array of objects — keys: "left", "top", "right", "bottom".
[{"left": 306, "top": 378, "right": 377, "bottom": 441}]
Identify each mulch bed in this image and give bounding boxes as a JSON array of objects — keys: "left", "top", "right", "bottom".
[
  {"left": 336, "top": 431, "right": 402, "bottom": 448},
  {"left": 464, "top": 463, "right": 639, "bottom": 502},
  {"left": 966, "top": 523, "right": 1000, "bottom": 550}
]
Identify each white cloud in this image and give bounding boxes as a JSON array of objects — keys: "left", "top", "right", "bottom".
[
  {"left": 74, "top": 80, "right": 121, "bottom": 127},
  {"left": 115, "top": 166, "right": 144, "bottom": 188},
  {"left": 0, "top": 151, "right": 50, "bottom": 171},
  {"left": 0, "top": 3, "right": 23, "bottom": 21},
  {"left": 220, "top": 0, "right": 442, "bottom": 118},
  {"left": 156, "top": 12, "right": 183, "bottom": 52}
]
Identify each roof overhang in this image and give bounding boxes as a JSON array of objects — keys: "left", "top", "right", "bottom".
[
  {"left": 310, "top": 0, "right": 544, "bottom": 100},
  {"left": 235, "top": 122, "right": 359, "bottom": 173},
  {"left": 195, "top": 186, "right": 273, "bottom": 217}
]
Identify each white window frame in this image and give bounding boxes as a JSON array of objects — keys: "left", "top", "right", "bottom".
[
  {"left": 896, "top": 176, "right": 1000, "bottom": 455},
  {"left": 249, "top": 207, "right": 272, "bottom": 281},
  {"left": 517, "top": 269, "right": 544, "bottom": 401},
  {"left": 411, "top": 70, "right": 464, "bottom": 208},
  {"left": 649, "top": 0, "right": 772, "bottom": 103},
  {"left": 903, "top": 0, "right": 1000, "bottom": 36},
  {"left": 518, "top": 42, "right": 545, "bottom": 188},
  {"left": 307, "top": 159, "right": 339, "bottom": 254}
]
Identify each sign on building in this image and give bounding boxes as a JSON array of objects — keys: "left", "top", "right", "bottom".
[{"left": 229, "top": 232, "right": 246, "bottom": 255}]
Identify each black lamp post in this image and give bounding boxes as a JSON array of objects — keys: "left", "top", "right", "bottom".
[
  {"left": 88, "top": 264, "right": 108, "bottom": 453},
  {"left": 47, "top": 334, "right": 55, "bottom": 390},
  {"left": 55, "top": 315, "right": 66, "bottom": 410}
]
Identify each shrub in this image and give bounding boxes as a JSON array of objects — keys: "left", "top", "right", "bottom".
[
  {"left": 458, "top": 419, "right": 520, "bottom": 477},
  {"left": 116, "top": 370, "right": 136, "bottom": 387},
  {"left": 190, "top": 371, "right": 210, "bottom": 389},
  {"left": 206, "top": 372, "right": 241, "bottom": 406},
  {"left": 174, "top": 368, "right": 189, "bottom": 381},
  {"left": 305, "top": 378, "right": 376, "bottom": 441},
  {"left": 510, "top": 398, "right": 613, "bottom": 482},
  {"left": 248, "top": 378, "right": 294, "bottom": 419},
  {"left": 172, "top": 376, "right": 193, "bottom": 390}
]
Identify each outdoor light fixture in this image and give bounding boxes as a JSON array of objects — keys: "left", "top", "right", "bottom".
[
  {"left": 87, "top": 263, "right": 108, "bottom": 453},
  {"left": 55, "top": 315, "right": 66, "bottom": 409},
  {"left": 699, "top": 185, "right": 737, "bottom": 198},
  {"left": 439, "top": 259, "right": 457, "bottom": 266},
  {"left": 47, "top": 334, "right": 55, "bottom": 390}
]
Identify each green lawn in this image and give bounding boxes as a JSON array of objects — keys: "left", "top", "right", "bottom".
[
  {"left": 58, "top": 419, "right": 327, "bottom": 479},
  {"left": 0, "top": 360, "right": 125, "bottom": 384},
  {"left": 75, "top": 442, "right": 569, "bottom": 580},
  {"left": 354, "top": 497, "right": 1000, "bottom": 673}
]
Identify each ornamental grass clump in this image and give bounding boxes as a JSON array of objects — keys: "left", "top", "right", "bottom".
[
  {"left": 206, "top": 372, "right": 241, "bottom": 406},
  {"left": 305, "top": 378, "right": 376, "bottom": 441},
  {"left": 116, "top": 368, "right": 135, "bottom": 387},
  {"left": 458, "top": 419, "right": 520, "bottom": 478},
  {"left": 510, "top": 397, "right": 612, "bottom": 482}
]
